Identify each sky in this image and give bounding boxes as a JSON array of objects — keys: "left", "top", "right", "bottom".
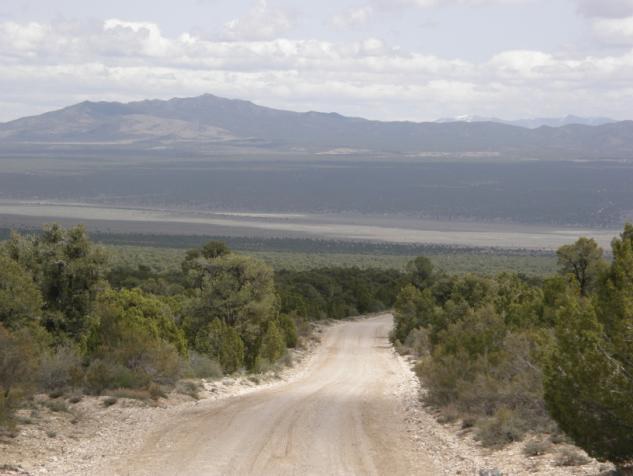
[{"left": 2, "top": 0, "right": 633, "bottom": 122}]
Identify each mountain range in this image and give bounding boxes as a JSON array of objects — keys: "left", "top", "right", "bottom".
[
  {"left": 434, "top": 115, "right": 616, "bottom": 129},
  {"left": 1, "top": 94, "right": 632, "bottom": 160}
]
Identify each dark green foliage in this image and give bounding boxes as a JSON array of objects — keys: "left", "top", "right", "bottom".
[
  {"left": 0, "top": 255, "right": 43, "bottom": 329},
  {"left": 2, "top": 226, "right": 396, "bottom": 428},
  {"left": 107, "top": 264, "right": 185, "bottom": 296},
  {"left": 278, "top": 314, "right": 298, "bottom": 348},
  {"left": 194, "top": 319, "right": 245, "bottom": 373},
  {"left": 200, "top": 241, "right": 231, "bottom": 259},
  {"left": 494, "top": 273, "right": 544, "bottom": 328},
  {"left": 182, "top": 243, "right": 277, "bottom": 368},
  {"left": 0, "top": 325, "right": 39, "bottom": 427},
  {"left": 104, "top": 240, "right": 557, "bottom": 276},
  {"left": 396, "top": 257, "right": 555, "bottom": 448},
  {"left": 276, "top": 267, "right": 402, "bottom": 321},
  {"left": 5, "top": 225, "right": 108, "bottom": 340},
  {"left": 545, "top": 225, "right": 633, "bottom": 468},
  {"left": 85, "top": 289, "right": 185, "bottom": 390},
  {"left": 556, "top": 237, "right": 606, "bottom": 296},
  {"left": 258, "top": 321, "right": 286, "bottom": 363},
  {"left": 393, "top": 285, "right": 436, "bottom": 344},
  {"left": 88, "top": 288, "right": 187, "bottom": 355},
  {"left": 406, "top": 256, "right": 435, "bottom": 289},
  {"left": 84, "top": 360, "right": 149, "bottom": 394}
]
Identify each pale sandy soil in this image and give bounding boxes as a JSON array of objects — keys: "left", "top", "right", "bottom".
[{"left": 0, "top": 315, "right": 612, "bottom": 476}]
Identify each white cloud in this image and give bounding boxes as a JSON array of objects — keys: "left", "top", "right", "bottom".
[
  {"left": 0, "top": 21, "right": 49, "bottom": 52},
  {"left": 103, "top": 19, "right": 174, "bottom": 57},
  {"left": 2, "top": 18, "right": 633, "bottom": 121},
  {"left": 592, "top": 16, "right": 633, "bottom": 44},
  {"left": 331, "top": 6, "right": 374, "bottom": 29},
  {"left": 223, "top": 0, "right": 293, "bottom": 41}
]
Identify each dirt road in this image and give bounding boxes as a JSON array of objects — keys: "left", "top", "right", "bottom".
[{"left": 108, "top": 315, "right": 437, "bottom": 476}]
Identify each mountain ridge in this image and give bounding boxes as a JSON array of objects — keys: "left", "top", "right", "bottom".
[{"left": 1, "top": 94, "right": 632, "bottom": 160}]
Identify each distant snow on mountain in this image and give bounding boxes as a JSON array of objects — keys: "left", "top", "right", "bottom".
[{"left": 435, "top": 114, "right": 617, "bottom": 128}]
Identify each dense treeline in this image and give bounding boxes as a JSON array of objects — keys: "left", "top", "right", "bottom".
[
  {"left": 0, "top": 225, "right": 401, "bottom": 430},
  {"left": 392, "top": 227, "right": 633, "bottom": 471},
  {"left": 276, "top": 268, "right": 403, "bottom": 320}
]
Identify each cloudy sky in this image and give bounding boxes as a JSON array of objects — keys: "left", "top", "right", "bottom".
[{"left": 2, "top": 0, "right": 633, "bottom": 122}]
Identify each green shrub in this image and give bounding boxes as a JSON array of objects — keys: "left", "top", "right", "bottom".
[
  {"left": 88, "top": 288, "right": 187, "bottom": 357},
  {"left": 523, "top": 439, "right": 550, "bottom": 457},
  {"left": 194, "top": 319, "right": 245, "bottom": 374},
  {"left": 544, "top": 226, "right": 633, "bottom": 472},
  {"left": 475, "top": 408, "right": 529, "bottom": 448},
  {"left": 38, "top": 344, "right": 83, "bottom": 392},
  {"left": 6, "top": 225, "right": 108, "bottom": 340},
  {"left": 187, "top": 351, "right": 223, "bottom": 379},
  {"left": 84, "top": 360, "right": 149, "bottom": 394},
  {"left": 0, "top": 393, "right": 17, "bottom": 430},
  {"left": 555, "top": 448, "right": 591, "bottom": 467},
  {"left": 182, "top": 251, "right": 277, "bottom": 367},
  {"left": 252, "top": 356, "right": 273, "bottom": 374},
  {"left": 0, "top": 255, "right": 43, "bottom": 329},
  {"left": 42, "top": 399, "right": 69, "bottom": 413},
  {"left": 86, "top": 289, "right": 185, "bottom": 389},
  {"left": 0, "top": 325, "right": 39, "bottom": 429},
  {"left": 279, "top": 314, "right": 298, "bottom": 348},
  {"left": 176, "top": 380, "right": 202, "bottom": 400},
  {"left": 141, "top": 340, "right": 183, "bottom": 385},
  {"left": 258, "top": 321, "right": 285, "bottom": 364},
  {"left": 403, "top": 327, "right": 430, "bottom": 357}
]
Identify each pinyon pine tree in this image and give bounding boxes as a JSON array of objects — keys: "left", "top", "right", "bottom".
[{"left": 545, "top": 225, "right": 633, "bottom": 471}]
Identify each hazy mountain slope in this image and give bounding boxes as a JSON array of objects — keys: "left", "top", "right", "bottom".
[{"left": 1, "top": 94, "right": 632, "bottom": 159}]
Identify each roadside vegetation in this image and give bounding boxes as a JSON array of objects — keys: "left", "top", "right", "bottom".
[
  {"left": 2, "top": 223, "right": 631, "bottom": 472},
  {"left": 392, "top": 225, "right": 633, "bottom": 472},
  {"left": 0, "top": 224, "right": 401, "bottom": 433}
]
